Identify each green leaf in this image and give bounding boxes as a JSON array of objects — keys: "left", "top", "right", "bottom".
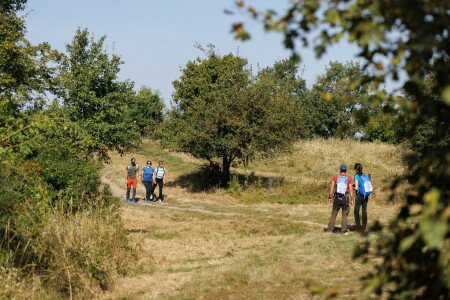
[
  {"left": 420, "top": 219, "right": 446, "bottom": 250},
  {"left": 400, "top": 232, "right": 419, "bottom": 252},
  {"left": 325, "top": 9, "right": 339, "bottom": 26},
  {"left": 441, "top": 85, "right": 450, "bottom": 105}
]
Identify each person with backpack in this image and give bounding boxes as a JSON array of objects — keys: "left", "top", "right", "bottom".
[
  {"left": 141, "top": 160, "right": 155, "bottom": 202},
  {"left": 154, "top": 160, "right": 167, "bottom": 202},
  {"left": 353, "top": 163, "right": 373, "bottom": 231},
  {"left": 326, "top": 164, "right": 354, "bottom": 235},
  {"left": 126, "top": 157, "right": 140, "bottom": 204}
]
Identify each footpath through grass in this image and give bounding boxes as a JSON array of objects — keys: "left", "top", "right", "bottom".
[{"left": 100, "top": 138, "right": 403, "bottom": 299}]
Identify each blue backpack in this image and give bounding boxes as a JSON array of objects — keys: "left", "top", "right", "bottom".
[{"left": 358, "top": 174, "right": 373, "bottom": 197}]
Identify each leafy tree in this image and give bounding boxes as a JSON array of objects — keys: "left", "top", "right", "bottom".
[
  {"left": 258, "top": 58, "right": 312, "bottom": 138},
  {"left": 398, "top": 74, "right": 450, "bottom": 155},
  {"left": 232, "top": 0, "right": 450, "bottom": 298},
  {"left": 163, "top": 47, "right": 299, "bottom": 185},
  {"left": 60, "top": 28, "right": 138, "bottom": 158},
  {"left": 129, "top": 86, "right": 164, "bottom": 137},
  {"left": 259, "top": 57, "right": 307, "bottom": 97},
  {"left": 0, "top": 2, "right": 60, "bottom": 147},
  {"left": 0, "top": 0, "right": 27, "bottom": 13},
  {"left": 305, "top": 61, "right": 372, "bottom": 138},
  {"left": 364, "top": 112, "right": 398, "bottom": 143}
]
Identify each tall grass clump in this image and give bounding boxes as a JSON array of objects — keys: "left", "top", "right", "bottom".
[{"left": 37, "top": 205, "right": 134, "bottom": 297}]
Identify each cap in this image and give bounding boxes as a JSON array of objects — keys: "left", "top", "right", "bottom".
[{"left": 340, "top": 164, "right": 347, "bottom": 171}]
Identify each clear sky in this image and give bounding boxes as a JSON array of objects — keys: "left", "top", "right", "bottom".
[{"left": 24, "top": 0, "right": 361, "bottom": 105}]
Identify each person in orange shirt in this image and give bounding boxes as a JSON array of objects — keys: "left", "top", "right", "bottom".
[{"left": 126, "top": 157, "right": 139, "bottom": 204}]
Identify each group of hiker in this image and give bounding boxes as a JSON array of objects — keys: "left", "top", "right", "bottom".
[
  {"left": 327, "top": 163, "right": 373, "bottom": 235},
  {"left": 125, "top": 158, "right": 167, "bottom": 204},
  {"left": 125, "top": 157, "right": 372, "bottom": 234}
]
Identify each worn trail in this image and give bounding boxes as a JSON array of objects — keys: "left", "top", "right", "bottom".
[{"left": 102, "top": 171, "right": 325, "bottom": 227}]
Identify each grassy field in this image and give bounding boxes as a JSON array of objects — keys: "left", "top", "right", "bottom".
[{"left": 100, "top": 139, "right": 404, "bottom": 299}]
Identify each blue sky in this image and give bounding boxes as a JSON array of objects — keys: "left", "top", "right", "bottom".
[{"left": 24, "top": 0, "right": 361, "bottom": 104}]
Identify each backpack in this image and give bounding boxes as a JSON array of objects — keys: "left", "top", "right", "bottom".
[
  {"left": 358, "top": 174, "right": 373, "bottom": 197},
  {"left": 336, "top": 175, "right": 348, "bottom": 199}
]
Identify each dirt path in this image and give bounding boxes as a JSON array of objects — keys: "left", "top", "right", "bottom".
[
  {"left": 102, "top": 171, "right": 244, "bottom": 218},
  {"left": 102, "top": 172, "right": 324, "bottom": 227}
]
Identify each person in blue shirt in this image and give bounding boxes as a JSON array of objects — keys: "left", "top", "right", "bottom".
[
  {"left": 353, "top": 163, "right": 369, "bottom": 231},
  {"left": 141, "top": 160, "right": 155, "bottom": 202}
]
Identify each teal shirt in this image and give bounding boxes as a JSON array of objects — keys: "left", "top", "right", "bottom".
[{"left": 354, "top": 174, "right": 361, "bottom": 193}]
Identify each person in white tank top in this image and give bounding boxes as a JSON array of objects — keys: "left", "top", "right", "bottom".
[{"left": 154, "top": 160, "right": 167, "bottom": 202}]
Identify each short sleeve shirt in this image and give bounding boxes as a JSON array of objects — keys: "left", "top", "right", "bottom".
[
  {"left": 127, "top": 164, "right": 139, "bottom": 179},
  {"left": 142, "top": 166, "right": 154, "bottom": 182},
  {"left": 354, "top": 174, "right": 361, "bottom": 187}
]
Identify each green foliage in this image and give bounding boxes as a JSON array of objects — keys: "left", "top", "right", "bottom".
[
  {"left": 364, "top": 112, "right": 398, "bottom": 143},
  {"left": 304, "top": 61, "right": 372, "bottom": 138},
  {"left": 399, "top": 74, "right": 450, "bottom": 155},
  {"left": 233, "top": 0, "right": 450, "bottom": 298},
  {"left": 0, "top": 0, "right": 27, "bottom": 13},
  {"left": 129, "top": 86, "right": 164, "bottom": 137},
  {"left": 60, "top": 28, "right": 139, "bottom": 158},
  {"left": 258, "top": 58, "right": 312, "bottom": 139},
  {"left": 163, "top": 46, "right": 300, "bottom": 185},
  {"left": 0, "top": 5, "right": 137, "bottom": 297}
]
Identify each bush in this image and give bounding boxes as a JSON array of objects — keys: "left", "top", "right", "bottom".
[
  {"left": 0, "top": 150, "right": 135, "bottom": 298},
  {"left": 364, "top": 113, "right": 398, "bottom": 143},
  {"left": 34, "top": 138, "right": 102, "bottom": 211},
  {"left": 38, "top": 207, "right": 135, "bottom": 297}
]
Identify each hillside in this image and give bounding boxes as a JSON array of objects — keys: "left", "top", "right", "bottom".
[
  {"left": 104, "top": 138, "right": 406, "bottom": 205},
  {"left": 100, "top": 139, "right": 404, "bottom": 299}
]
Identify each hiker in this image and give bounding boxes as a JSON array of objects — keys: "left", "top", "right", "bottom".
[
  {"left": 126, "top": 157, "right": 139, "bottom": 204},
  {"left": 327, "top": 164, "right": 354, "bottom": 235},
  {"left": 353, "top": 163, "right": 373, "bottom": 231},
  {"left": 142, "top": 160, "right": 155, "bottom": 202},
  {"left": 154, "top": 160, "right": 167, "bottom": 202}
]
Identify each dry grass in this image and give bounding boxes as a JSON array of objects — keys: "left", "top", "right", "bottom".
[
  {"left": 0, "top": 262, "right": 57, "bottom": 299},
  {"left": 101, "top": 179, "right": 399, "bottom": 299},
  {"left": 38, "top": 209, "right": 135, "bottom": 298},
  {"left": 97, "top": 138, "right": 406, "bottom": 299},
  {"left": 101, "top": 199, "right": 397, "bottom": 299},
  {"left": 0, "top": 206, "right": 136, "bottom": 299},
  {"left": 235, "top": 138, "right": 407, "bottom": 204}
]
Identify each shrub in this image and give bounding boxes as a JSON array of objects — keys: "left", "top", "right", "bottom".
[{"left": 38, "top": 208, "right": 135, "bottom": 297}]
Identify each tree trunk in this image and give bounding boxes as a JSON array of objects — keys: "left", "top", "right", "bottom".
[{"left": 221, "top": 155, "right": 231, "bottom": 187}]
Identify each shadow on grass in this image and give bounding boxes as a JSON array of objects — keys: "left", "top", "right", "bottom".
[
  {"left": 323, "top": 224, "right": 358, "bottom": 233},
  {"left": 165, "top": 164, "right": 286, "bottom": 193}
]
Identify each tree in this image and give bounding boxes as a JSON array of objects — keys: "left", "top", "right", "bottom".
[
  {"left": 258, "top": 58, "right": 312, "bottom": 139},
  {"left": 232, "top": 1, "right": 450, "bottom": 298},
  {"left": 0, "top": 2, "right": 60, "bottom": 144},
  {"left": 304, "top": 61, "right": 372, "bottom": 137},
  {"left": 129, "top": 86, "right": 164, "bottom": 137},
  {"left": 259, "top": 57, "right": 307, "bottom": 97},
  {"left": 0, "top": 0, "right": 27, "bottom": 13},
  {"left": 60, "top": 28, "right": 138, "bottom": 159},
  {"left": 163, "top": 46, "right": 299, "bottom": 186}
]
